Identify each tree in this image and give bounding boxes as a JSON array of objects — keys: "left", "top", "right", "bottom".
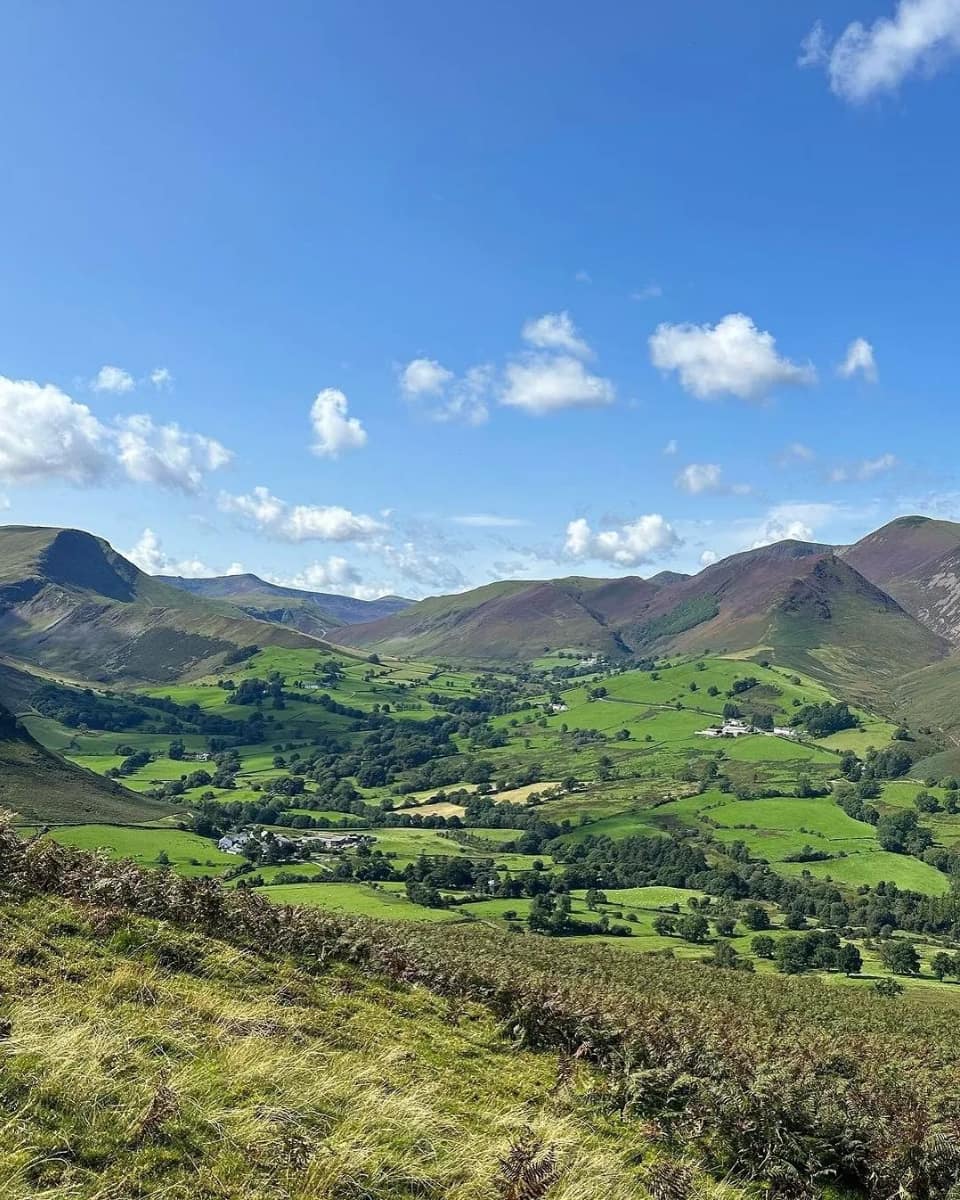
[
  {"left": 710, "top": 939, "right": 738, "bottom": 968},
  {"left": 776, "top": 937, "right": 813, "bottom": 975},
  {"left": 879, "top": 940, "right": 920, "bottom": 976},
  {"left": 713, "top": 915, "right": 736, "bottom": 938},
  {"left": 742, "top": 903, "right": 770, "bottom": 931},
  {"left": 751, "top": 934, "right": 775, "bottom": 959},
  {"left": 652, "top": 915, "right": 676, "bottom": 937},
  {"left": 677, "top": 913, "right": 709, "bottom": 943},
  {"left": 837, "top": 943, "right": 863, "bottom": 976},
  {"left": 874, "top": 976, "right": 904, "bottom": 998},
  {"left": 931, "top": 952, "right": 953, "bottom": 982},
  {"left": 584, "top": 888, "right": 607, "bottom": 910}
]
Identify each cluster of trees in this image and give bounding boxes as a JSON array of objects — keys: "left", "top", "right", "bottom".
[
  {"left": 751, "top": 930, "right": 863, "bottom": 976},
  {"left": 790, "top": 701, "right": 860, "bottom": 738}
]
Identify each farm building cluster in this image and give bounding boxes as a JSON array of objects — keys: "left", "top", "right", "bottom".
[{"left": 696, "top": 717, "right": 797, "bottom": 740}]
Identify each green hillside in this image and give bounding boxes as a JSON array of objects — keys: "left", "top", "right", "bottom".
[
  {"left": 6, "top": 823, "right": 960, "bottom": 1197},
  {"left": 0, "top": 700, "right": 173, "bottom": 824},
  {"left": 0, "top": 525, "right": 321, "bottom": 683},
  {"left": 0, "top": 894, "right": 696, "bottom": 1200}
]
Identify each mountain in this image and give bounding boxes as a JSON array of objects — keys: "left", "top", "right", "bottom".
[
  {"left": 0, "top": 699, "right": 173, "bottom": 824},
  {"left": 158, "top": 572, "right": 413, "bottom": 638},
  {"left": 342, "top": 575, "right": 665, "bottom": 661},
  {"left": 0, "top": 525, "right": 320, "bottom": 684},
  {"left": 345, "top": 538, "right": 949, "bottom": 702},
  {"left": 843, "top": 515, "right": 960, "bottom": 643}
]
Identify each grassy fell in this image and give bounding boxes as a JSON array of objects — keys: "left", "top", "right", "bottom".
[{"left": 6, "top": 822, "right": 960, "bottom": 1196}]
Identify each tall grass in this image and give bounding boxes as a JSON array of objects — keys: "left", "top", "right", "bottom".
[{"left": 4, "top": 818, "right": 960, "bottom": 1196}]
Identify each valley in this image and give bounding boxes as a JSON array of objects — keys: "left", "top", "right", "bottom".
[{"left": 6, "top": 520, "right": 960, "bottom": 990}]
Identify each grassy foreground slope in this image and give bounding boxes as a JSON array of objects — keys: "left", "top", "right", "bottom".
[
  {"left": 0, "top": 895, "right": 686, "bottom": 1200},
  {"left": 6, "top": 823, "right": 960, "bottom": 1197}
]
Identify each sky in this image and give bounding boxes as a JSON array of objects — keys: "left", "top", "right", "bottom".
[{"left": 2, "top": 0, "right": 960, "bottom": 600}]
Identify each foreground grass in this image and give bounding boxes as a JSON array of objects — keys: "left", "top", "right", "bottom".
[{"left": 0, "top": 895, "right": 710, "bottom": 1200}]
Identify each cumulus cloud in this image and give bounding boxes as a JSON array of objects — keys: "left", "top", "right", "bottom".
[
  {"left": 675, "top": 463, "right": 751, "bottom": 496},
  {"left": 374, "top": 540, "right": 468, "bottom": 593},
  {"left": 310, "top": 388, "right": 368, "bottom": 457},
  {"left": 501, "top": 354, "right": 615, "bottom": 415},
  {"left": 749, "top": 502, "right": 839, "bottom": 548},
  {"left": 521, "top": 311, "right": 592, "bottom": 357},
  {"left": 564, "top": 514, "right": 681, "bottom": 567},
  {"left": 91, "top": 365, "right": 135, "bottom": 394},
  {"left": 649, "top": 312, "right": 816, "bottom": 401},
  {"left": 663, "top": 438, "right": 679, "bottom": 456},
  {"left": 575, "top": 269, "right": 592, "bottom": 284},
  {"left": 218, "top": 486, "right": 386, "bottom": 543},
  {"left": 400, "top": 358, "right": 455, "bottom": 397},
  {"left": 838, "top": 337, "right": 878, "bottom": 382},
  {"left": 829, "top": 453, "right": 898, "bottom": 483},
  {"left": 125, "top": 528, "right": 216, "bottom": 577},
  {"left": 800, "top": 1, "right": 960, "bottom": 102},
  {"left": 675, "top": 463, "right": 723, "bottom": 495},
  {"left": 400, "top": 359, "right": 492, "bottom": 425},
  {"left": 150, "top": 367, "right": 173, "bottom": 389},
  {"left": 115, "top": 415, "right": 232, "bottom": 493},
  {"left": 700, "top": 549, "right": 718, "bottom": 567},
  {"left": 0, "top": 375, "right": 111, "bottom": 485}
]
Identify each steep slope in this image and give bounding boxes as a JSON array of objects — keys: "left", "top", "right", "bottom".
[
  {"left": 615, "top": 541, "right": 947, "bottom": 701},
  {"left": 0, "top": 525, "right": 319, "bottom": 683},
  {"left": 0, "top": 700, "right": 173, "bottom": 824},
  {"left": 843, "top": 515, "right": 960, "bottom": 642},
  {"left": 159, "top": 571, "right": 412, "bottom": 637},
  {"left": 344, "top": 575, "right": 662, "bottom": 661},
  {"left": 0, "top": 890, "right": 683, "bottom": 1200},
  {"left": 345, "top": 539, "right": 948, "bottom": 704}
]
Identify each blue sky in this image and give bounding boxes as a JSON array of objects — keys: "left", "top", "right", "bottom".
[{"left": 2, "top": 0, "right": 960, "bottom": 598}]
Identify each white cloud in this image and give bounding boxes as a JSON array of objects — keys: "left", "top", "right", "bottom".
[
  {"left": 748, "top": 502, "right": 839, "bottom": 548},
  {"left": 373, "top": 540, "right": 468, "bottom": 593},
  {"left": 400, "top": 359, "right": 491, "bottom": 425},
  {"left": 115, "top": 415, "right": 232, "bottom": 493},
  {"left": 778, "top": 441, "right": 816, "bottom": 465},
  {"left": 0, "top": 375, "right": 111, "bottom": 485},
  {"left": 564, "top": 514, "right": 681, "bottom": 567},
  {"left": 501, "top": 354, "right": 615, "bottom": 415},
  {"left": 124, "top": 528, "right": 215, "bottom": 578},
  {"left": 675, "top": 463, "right": 723, "bottom": 495},
  {"left": 631, "top": 283, "right": 663, "bottom": 301},
  {"left": 310, "top": 387, "right": 368, "bottom": 457},
  {"left": 150, "top": 367, "right": 173, "bottom": 389},
  {"left": 801, "top": 1, "right": 960, "bottom": 102},
  {"left": 521, "top": 311, "right": 592, "bottom": 358},
  {"left": 91, "top": 365, "right": 135, "bottom": 393},
  {"left": 218, "top": 486, "right": 386, "bottom": 543},
  {"left": 649, "top": 312, "right": 816, "bottom": 401},
  {"left": 400, "top": 358, "right": 454, "bottom": 397},
  {"left": 675, "top": 462, "right": 751, "bottom": 496},
  {"left": 450, "top": 513, "right": 528, "bottom": 528},
  {"left": 838, "top": 337, "right": 878, "bottom": 382},
  {"left": 265, "top": 556, "right": 391, "bottom": 600},
  {"left": 662, "top": 438, "right": 679, "bottom": 456},
  {"left": 575, "top": 269, "right": 592, "bottom": 284},
  {"left": 829, "top": 453, "right": 898, "bottom": 483},
  {"left": 700, "top": 549, "right": 718, "bottom": 567}
]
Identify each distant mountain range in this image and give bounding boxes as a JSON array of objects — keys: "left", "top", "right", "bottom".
[
  {"left": 4, "top": 516, "right": 960, "bottom": 729},
  {"left": 343, "top": 521, "right": 960, "bottom": 703},
  {"left": 157, "top": 572, "right": 413, "bottom": 638}
]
